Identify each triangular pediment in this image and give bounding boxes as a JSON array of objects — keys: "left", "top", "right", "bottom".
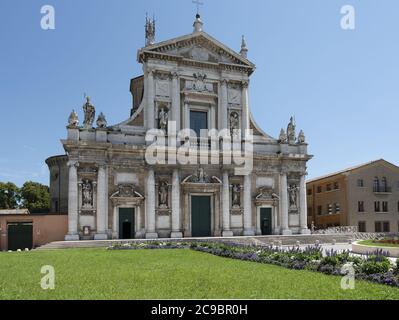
[{"left": 138, "top": 32, "right": 255, "bottom": 71}]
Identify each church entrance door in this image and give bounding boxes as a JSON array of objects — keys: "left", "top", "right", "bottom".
[
  {"left": 260, "top": 208, "right": 272, "bottom": 235},
  {"left": 119, "top": 208, "right": 135, "bottom": 239},
  {"left": 191, "top": 196, "right": 211, "bottom": 237}
]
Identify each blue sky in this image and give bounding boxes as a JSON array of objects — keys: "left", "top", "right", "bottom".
[{"left": 0, "top": 0, "right": 398, "bottom": 186}]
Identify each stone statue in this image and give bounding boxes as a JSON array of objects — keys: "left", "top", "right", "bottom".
[
  {"left": 96, "top": 112, "right": 107, "bottom": 128},
  {"left": 67, "top": 110, "right": 79, "bottom": 128},
  {"left": 158, "top": 107, "right": 168, "bottom": 131},
  {"left": 158, "top": 181, "right": 168, "bottom": 208},
  {"left": 82, "top": 180, "right": 93, "bottom": 208},
  {"left": 196, "top": 167, "right": 207, "bottom": 183},
  {"left": 287, "top": 117, "right": 296, "bottom": 144},
  {"left": 288, "top": 184, "right": 299, "bottom": 209},
  {"left": 230, "top": 112, "right": 239, "bottom": 135},
  {"left": 298, "top": 130, "right": 305, "bottom": 144},
  {"left": 232, "top": 184, "right": 241, "bottom": 208},
  {"left": 279, "top": 128, "right": 287, "bottom": 143},
  {"left": 83, "top": 97, "right": 96, "bottom": 128}
]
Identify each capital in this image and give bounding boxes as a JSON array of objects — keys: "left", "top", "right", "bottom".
[
  {"left": 67, "top": 160, "right": 79, "bottom": 168},
  {"left": 241, "top": 80, "right": 249, "bottom": 88}
]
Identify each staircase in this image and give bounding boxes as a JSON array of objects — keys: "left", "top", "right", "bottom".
[{"left": 36, "top": 233, "right": 357, "bottom": 250}]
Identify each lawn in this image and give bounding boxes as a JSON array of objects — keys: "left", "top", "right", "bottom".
[
  {"left": 358, "top": 240, "right": 399, "bottom": 248},
  {"left": 0, "top": 248, "right": 398, "bottom": 300}
]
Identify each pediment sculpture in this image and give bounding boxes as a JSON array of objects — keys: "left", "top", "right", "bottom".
[
  {"left": 110, "top": 184, "right": 144, "bottom": 199},
  {"left": 255, "top": 187, "right": 279, "bottom": 206},
  {"left": 182, "top": 168, "right": 222, "bottom": 184}
]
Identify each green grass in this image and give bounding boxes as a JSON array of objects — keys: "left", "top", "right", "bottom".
[
  {"left": 0, "top": 248, "right": 398, "bottom": 299},
  {"left": 358, "top": 240, "right": 399, "bottom": 248}
]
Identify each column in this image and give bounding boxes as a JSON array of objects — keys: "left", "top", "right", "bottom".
[
  {"left": 243, "top": 174, "right": 255, "bottom": 236},
  {"left": 171, "top": 72, "right": 180, "bottom": 132},
  {"left": 145, "top": 168, "right": 158, "bottom": 239},
  {"left": 65, "top": 161, "right": 79, "bottom": 241},
  {"left": 171, "top": 169, "right": 183, "bottom": 238},
  {"left": 222, "top": 171, "right": 233, "bottom": 237},
  {"left": 112, "top": 206, "right": 118, "bottom": 239},
  {"left": 218, "top": 80, "right": 228, "bottom": 130},
  {"left": 94, "top": 165, "right": 108, "bottom": 240},
  {"left": 146, "top": 68, "right": 155, "bottom": 130},
  {"left": 299, "top": 174, "right": 311, "bottom": 234},
  {"left": 280, "top": 173, "right": 292, "bottom": 235},
  {"left": 241, "top": 81, "right": 250, "bottom": 139}
]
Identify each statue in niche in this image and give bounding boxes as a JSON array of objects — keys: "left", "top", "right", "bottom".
[
  {"left": 196, "top": 167, "right": 207, "bottom": 183},
  {"left": 158, "top": 181, "right": 169, "bottom": 208},
  {"left": 288, "top": 184, "right": 299, "bottom": 210},
  {"left": 68, "top": 110, "right": 79, "bottom": 128},
  {"left": 232, "top": 184, "right": 242, "bottom": 208},
  {"left": 287, "top": 117, "right": 296, "bottom": 144},
  {"left": 82, "top": 180, "right": 93, "bottom": 208},
  {"left": 96, "top": 112, "right": 107, "bottom": 128},
  {"left": 158, "top": 107, "right": 168, "bottom": 131},
  {"left": 83, "top": 97, "right": 96, "bottom": 128},
  {"left": 230, "top": 112, "right": 239, "bottom": 135}
]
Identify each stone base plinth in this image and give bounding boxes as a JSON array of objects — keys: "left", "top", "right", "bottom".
[
  {"left": 94, "top": 233, "right": 108, "bottom": 240},
  {"left": 170, "top": 232, "right": 183, "bottom": 238},
  {"left": 145, "top": 232, "right": 159, "bottom": 239},
  {"left": 282, "top": 229, "right": 293, "bottom": 235},
  {"left": 222, "top": 230, "right": 234, "bottom": 237},
  {"left": 65, "top": 234, "right": 80, "bottom": 241}
]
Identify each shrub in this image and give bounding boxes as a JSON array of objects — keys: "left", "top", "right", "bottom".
[{"left": 360, "top": 260, "right": 391, "bottom": 275}]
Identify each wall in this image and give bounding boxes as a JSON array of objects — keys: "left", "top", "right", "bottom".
[
  {"left": 0, "top": 214, "right": 68, "bottom": 251},
  {"left": 347, "top": 163, "right": 399, "bottom": 233}
]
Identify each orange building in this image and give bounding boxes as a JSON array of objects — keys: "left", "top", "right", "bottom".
[{"left": 307, "top": 159, "right": 399, "bottom": 233}]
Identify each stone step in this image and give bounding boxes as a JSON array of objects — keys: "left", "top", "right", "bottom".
[{"left": 36, "top": 234, "right": 354, "bottom": 250}]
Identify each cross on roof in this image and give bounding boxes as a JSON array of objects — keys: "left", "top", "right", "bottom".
[{"left": 192, "top": 0, "right": 204, "bottom": 15}]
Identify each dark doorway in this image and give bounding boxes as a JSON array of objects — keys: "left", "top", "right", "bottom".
[
  {"left": 190, "top": 110, "right": 208, "bottom": 137},
  {"left": 260, "top": 208, "right": 272, "bottom": 235},
  {"left": 119, "top": 208, "right": 135, "bottom": 239},
  {"left": 8, "top": 222, "right": 33, "bottom": 251},
  {"left": 191, "top": 196, "right": 211, "bottom": 237}
]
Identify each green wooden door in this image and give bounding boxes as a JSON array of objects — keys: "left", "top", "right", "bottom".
[
  {"left": 8, "top": 223, "right": 33, "bottom": 251},
  {"left": 191, "top": 196, "right": 211, "bottom": 237},
  {"left": 260, "top": 208, "right": 272, "bottom": 235},
  {"left": 119, "top": 208, "right": 135, "bottom": 239}
]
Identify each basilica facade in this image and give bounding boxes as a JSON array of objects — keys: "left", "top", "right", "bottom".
[{"left": 49, "top": 15, "right": 312, "bottom": 241}]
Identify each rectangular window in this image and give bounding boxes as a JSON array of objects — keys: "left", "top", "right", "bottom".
[
  {"left": 375, "top": 221, "right": 382, "bottom": 233},
  {"left": 358, "top": 201, "right": 364, "bottom": 212},
  {"left": 382, "top": 201, "right": 388, "bottom": 213},
  {"left": 334, "top": 203, "right": 341, "bottom": 214},
  {"left": 333, "top": 182, "right": 339, "bottom": 190},
  {"left": 307, "top": 207, "right": 313, "bottom": 216},
  {"left": 307, "top": 188, "right": 312, "bottom": 196},
  {"left": 316, "top": 186, "right": 322, "bottom": 193},
  {"left": 190, "top": 110, "right": 208, "bottom": 137},
  {"left": 383, "top": 222, "right": 390, "bottom": 233},
  {"left": 326, "top": 184, "right": 332, "bottom": 192},
  {"left": 357, "top": 179, "right": 364, "bottom": 187},
  {"left": 317, "top": 206, "right": 322, "bottom": 216},
  {"left": 358, "top": 221, "right": 366, "bottom": 233},
  {"left": 328, "top": 204, "right": 333, "bottom": 215},
  {"left": 374, "top": 201, "right": 381, "bottom": 212}
]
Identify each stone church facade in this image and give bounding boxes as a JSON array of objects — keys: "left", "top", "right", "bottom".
[{"left": 51, "top": 15, "right": 312, "bottom": 241}]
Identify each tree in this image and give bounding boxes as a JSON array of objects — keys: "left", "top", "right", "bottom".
[
  {"left": 0, "top": 182, "right": 20, "bottom": 209},
  {"left": 20, "top": 181, "right": 50, "bottom": 213}
]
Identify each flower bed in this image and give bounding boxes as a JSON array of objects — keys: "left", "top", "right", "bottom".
[{"left": 108, "top": 241, "right": 399, "bottom": 288}]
